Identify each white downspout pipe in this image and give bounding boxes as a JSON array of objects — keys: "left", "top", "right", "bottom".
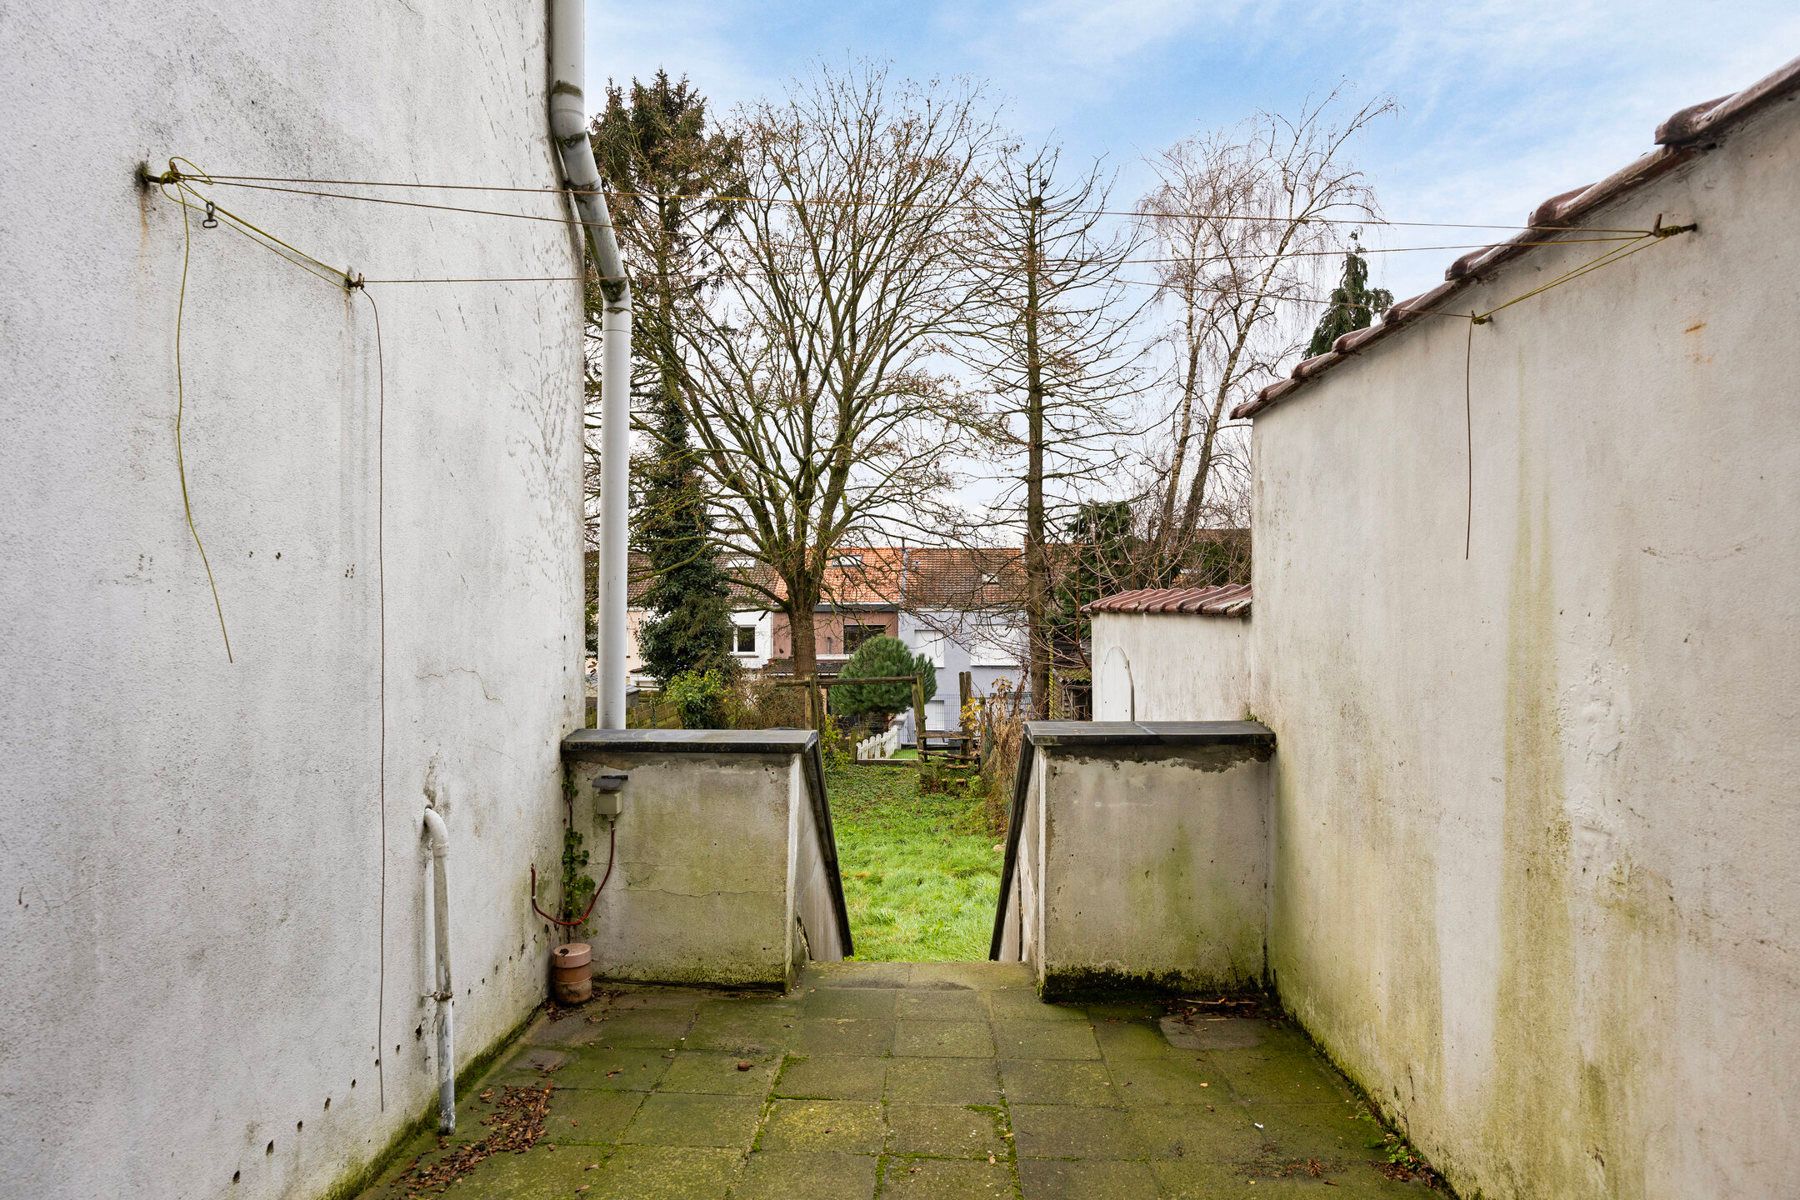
[
  {"left": 550, "top": 0, "right": 632, "bottom": 729},
  {"left": 421, "top": 808, "right": 454, "bottom": 1133}
]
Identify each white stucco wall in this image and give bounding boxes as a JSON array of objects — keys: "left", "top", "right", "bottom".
[
  {"left": 1247, "top": 100, "right": 1800, "bottom": 1199},
  {"left": 1, "top": 5, "right": 584, "bottom": 1199},
  {"left": 1092, "top": 612, "right": 1251, "bottom": 721}
]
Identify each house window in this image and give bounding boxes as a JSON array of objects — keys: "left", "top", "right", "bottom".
[
  {"left": 833, "top": 553, "right": 863, "bottom": 568},
  {"left": 844, "top": 623, "right": 883, "bottom": 654},
  {"left": 733, "top": 625, "right": 757, "bottom": 654}
]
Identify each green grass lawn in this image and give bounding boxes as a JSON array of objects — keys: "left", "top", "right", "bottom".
[{"left": 825, "top": 764, "right": 1002, "bottom": 961}]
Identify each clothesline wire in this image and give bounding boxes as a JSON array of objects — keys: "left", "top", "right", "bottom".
[
  {"left": 189, "top": 178, "right": 1644, "bottom": 264},
  {"left": 190, "top": 171, "right": 1655, "bottom": 235}
]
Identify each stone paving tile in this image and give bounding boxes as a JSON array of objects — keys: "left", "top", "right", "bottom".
[
  {"left": 986, "top": 989, "right": 1090, "bottom": 1022},
  {"left": 885, "top": 1102, "right": 1007, "bottom": 1158},
  {"left": 1090, "top": 1015, "right": 1180, "bottom": 1059},
  {"left": 729, "top": 1151, "right": 879, "bottom": 1200},
  {"left": 909, "top": 960, "right": 1033, "bottom": 989},
  {"left": 896, "top": 988, "right": 988, "bottom": 1020},
  {"left": 796, "top": 984, "right": 899, "bottom": 1019},
  {"left": 551, "top": 1046, "right": 674, "bottom": 1089},
  {"left": 1129, "top": 1102, "right": 1268, "bottom": 1160},
  {"left": 1240, "top": 1097, "right": 1382, "bottom": 1162},
  {"left": 884, "top": 1056, "right": 1002, "bottom": 1104},
  {"left": 1010, "top": 1102, "right": 1148, "bottom": 1160},
  {"left": 620, "top": 1092, "right": 764, "bottom": 1148},
  {"left": 808, "top": 961, "right": 912, "bottom": 988},
  {"left": 879, "top": 1156, "right": 1015, "bottom": 1198},
  {"left": 1208, "top": 1043, "right": 1361, "bottom": 1105},
  {"left": 1108, "top": 1052, "right": 1231, "bottom": 1104},
  {"left": 1018, "top": 1158, "right": 1162, "bottom": 1199},
  {"left": 580, "top": 1144, "right": 742, "bottom": 1199},
  {"left": 773, "top": 1053, "right": 888, "bottom": 1100},
  {"left": 434, "top": 1142, "right": 600, "bottom": 1198},
  {"left": 360, "top": 962, "right": 1435, "bottom": 1200},
  {"left": 894, "top": 1018, "right": 996, "bottom": 1057},
  {"left": 543, "top": 1088, "right": 643, "bottom": 1144},
  {"left": 659, "top": 1050, "right": 782, "bottom": 1095},
  {"left": 579, "top": 1005, "right": 697, "bottom": 1047},
  {"left": 759, "top": 1098, "right": 886, "bottom": 1153},
  {"left": 999, "top": 1057, "right": 1120, "bottom": 1106},
  {"left": 685, "top": 1005, "right": 798, "bottom": 1056},
  {"left": 992, "top": 1018, "right": 1102, "bottom": 1060},
  {"left": 793, "top": 1016, "right": 896, "bottom": 1056}
]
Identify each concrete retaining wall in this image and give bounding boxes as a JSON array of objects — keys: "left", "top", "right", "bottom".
[
  {"left": 994, "top": 722, "right": 1275, "bottom": 998},
  {"left": 563, "top": 730, "right": 852, "bottom": 988}
]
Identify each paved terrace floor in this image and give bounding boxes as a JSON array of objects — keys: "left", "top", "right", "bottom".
[{"left": 367, "top": 962, "right": 1438, "bottom": 1199}]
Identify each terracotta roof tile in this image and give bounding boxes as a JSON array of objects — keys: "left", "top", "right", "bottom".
[
  {"left": 613, "top": 546, "right": 1026, "bottom": 611},
  {"left": 1232, "top": 54, "right": 1800, "bottom": 422},
  {"left": 1084, "top": 583, "right": 1252, "bottom": 617}
]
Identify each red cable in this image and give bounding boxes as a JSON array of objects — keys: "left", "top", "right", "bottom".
[{"left": 530, "top": 820, "right": 616, "bottom": 928}]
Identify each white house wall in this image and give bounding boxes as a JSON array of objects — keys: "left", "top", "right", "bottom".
[
  {"left": 1, "top": 5, "right": 583, "bottom": 1198},
  {"left": 899, "top": 610, "right": 1026, "bottom": 740},
  {"left": 1091, "top": 612, "right": 1251, "bottom": 721},
  {"left": 1247, "top": 100, "right": 1800, "bottom": 1199}
]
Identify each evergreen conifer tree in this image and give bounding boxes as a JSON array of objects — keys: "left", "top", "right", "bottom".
[
  {"left": 1306, "top": 234, "right": 1394, "bottom": 358},
  {"left": 590, "top": 74, "right": 741, "bottom": 689}
]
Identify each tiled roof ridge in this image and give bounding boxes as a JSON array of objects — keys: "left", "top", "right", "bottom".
[
  {"left": 1232, "top": 54, "right": 1800, "bottom": 422},
  {"left": 1084, "top": 582, "right": 1252, "bottom": 617}
]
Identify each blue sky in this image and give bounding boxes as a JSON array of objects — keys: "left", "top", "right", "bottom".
[{"left": 588, "top": 0, "right": 1799, "bottom": 300}]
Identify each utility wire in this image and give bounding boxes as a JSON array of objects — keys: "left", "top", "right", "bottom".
[
  {"left": 362, "top": 285, "right": 389, "bottom": 1116},
  {"left": 191, "top": 171, "right": 1654, "bottom": 235},
  {"left": 184, "top": 177, "right": 1641, "bottom": 263},
  {"left": 168, "top": 168, "right": 235, "bottom": 662}
]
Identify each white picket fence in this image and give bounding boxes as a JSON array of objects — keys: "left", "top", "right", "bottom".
[{"left": 855, "top": 723, "right": 901, "bottom": 761}]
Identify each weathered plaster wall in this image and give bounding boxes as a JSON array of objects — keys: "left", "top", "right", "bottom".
[
  {"left": 1248, "top": 101, "right": 1800, "bottom": 1199},
  {"left": 1092, "top": 612, "right": 1251, "bottom": 721},
  {"left": 565, "top": 748, "right": 847, "bottom": 986},
  {"left": 0, "top": 5, "right": 584, "bottom": 1198},
  {"left": 1037, "top": 746, "right": 1270, "bottom": 997}
]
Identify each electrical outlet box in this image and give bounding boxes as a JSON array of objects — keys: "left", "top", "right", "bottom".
[{"left": 591, "top": 769, "right": 628, "bottom": 818}]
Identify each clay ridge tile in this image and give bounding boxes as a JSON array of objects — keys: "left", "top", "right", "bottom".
[
  {"left": 1230, "top": 54, "right": 1800, "bottom": 423},
  {"left": 1084, "top": 583, "right": 1252, "bottom": 617}
]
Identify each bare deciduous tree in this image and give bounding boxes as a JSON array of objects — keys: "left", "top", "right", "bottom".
[
  {"left": 959, "top": 143, "right": 1144, "bottom": 717},
  {"left": 1135, "top": 88, "right": 1393, "bottom": 584},
  {"left": 675, "top": 66, "right": 997, "bottom": 676}
]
